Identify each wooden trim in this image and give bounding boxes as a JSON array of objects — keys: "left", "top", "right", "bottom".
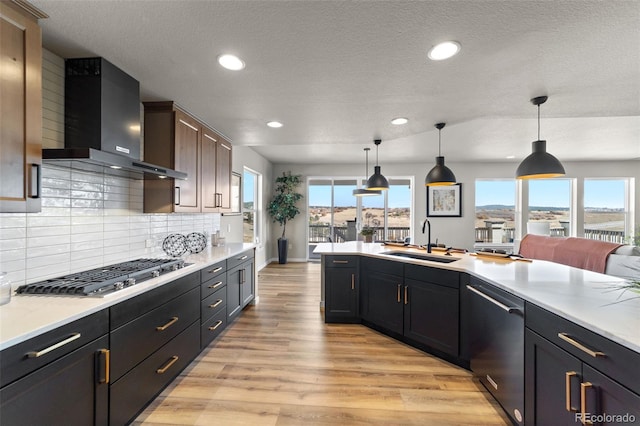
[{"left": 7, "top": 0, "right": 48, "bottom": 20}]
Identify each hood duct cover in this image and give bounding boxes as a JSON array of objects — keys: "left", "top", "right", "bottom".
[{"left": 43, "top": 57, "right": 187, "bottom": 180}]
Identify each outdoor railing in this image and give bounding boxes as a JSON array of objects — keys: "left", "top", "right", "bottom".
[
  {"left": 309, "top": 224, "right": 410, "bottom": 243},
  {"left": 474, "top": 226, "right": 625, "bottom": 244}
]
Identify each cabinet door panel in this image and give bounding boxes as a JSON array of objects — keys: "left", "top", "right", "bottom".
[
  {"left": 216, "top": 139, "right": 232, "bottom": 209},
  {"left": 404, "top": 279, "right": 459, "bottom": 356},
  {"left": 241, "top": 260, "right": 255, "bottom": 307},
  {"left": 0, "top": 335, "right": 109, "bottom": 426},
  {"left": 525, "top": 329, "right": 582, "bottom": 426},
  {"left": 581, "top": 365, "right": 640, "bottom": 426},
  {"left": 174, "top": 111, "right": 200, "bottom": 210},
  {"left": 362, "top": 270, "right": 403, "bottom": 334},
  {"left": 201, "top": 128, "right": 218, "bottom": 210},
  {"left": 227, "top": 266, "right": 242, "bottom": 320},
  {"left": 325, "top": 267, "right": 358, "bottom": 322}
]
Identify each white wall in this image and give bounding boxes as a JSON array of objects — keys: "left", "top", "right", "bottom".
[{"left": 273, "top": 160, "right": 640, "bottom": 260}]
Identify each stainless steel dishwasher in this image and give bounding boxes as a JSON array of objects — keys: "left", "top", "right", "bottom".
[{"left": 468, "top": 277, "right": 525, "bottom": 424}]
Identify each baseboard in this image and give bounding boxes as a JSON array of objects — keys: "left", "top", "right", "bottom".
[{"left": 266, "top": 257, "right": 309, "bottom": 264}]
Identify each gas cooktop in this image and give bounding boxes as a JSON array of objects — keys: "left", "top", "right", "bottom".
[{"left": 16, "top": 258, "right": 188, "bottom": 297}]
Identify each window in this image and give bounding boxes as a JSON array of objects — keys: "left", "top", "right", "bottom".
[
  {"left": 528, "top": 179, "right": 572, "bottom": 237},
  {"left": 475, "top": 180, "right": 516, "bottom": 243},
  {"left": 243, "top": 169, "right": 260, "bottom": 244},
  {"left": 583, "top": 179, "right": 628, "bottom": 243}
]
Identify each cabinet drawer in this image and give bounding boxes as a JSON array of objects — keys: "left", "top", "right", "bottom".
[
  {"left": 0, "top": 310, "right": 108, "bottom": 387},
  {"left": 227, "top": 249, "right": 254, "bottom": 270},
  {"left": 111, "top": 271, "right": 199, "bottom": 329},
  {"left": 325, "top": 255, "right": 358, "bottom": 268},
  {"left": 361, "top": 256, "right": 403, "bottom": 275},
  {"left": 201, "top": 274, "right": 226, "bottom": 299},
  {"left": 405, "top": 264, "right": 459, "bottom": 289},
  {"left": 526, "top": 302, "right": 640, "bottom": 395},
  {"left": 110, "top": 321, "right": 200, "bottom": 426},
  {"left": 201, "top": 285, "right": 227, "bottom": 322},
  {"left": 200, "top": 260, "right": 226, "bottom": 284},
  {"left": 201, "top": 309, "right": 227, "bottom": 348},
  {"left": 110, "top": 287, "right": 199, "bottom": 381}
]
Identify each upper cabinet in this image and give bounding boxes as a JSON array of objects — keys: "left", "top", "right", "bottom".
[
  {"left": 0, "top": 1, "right": 47, "bottom": 213},
  {"left": 142, "top": 101, "right": 232, "bottom": 213}
]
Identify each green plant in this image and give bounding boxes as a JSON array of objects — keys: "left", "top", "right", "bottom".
[
  {"left": 360, "top": 226, "right": 375, "bottom": 236},
  {"left": 267, "top": 172, "right": 303, "bottom": 239}
]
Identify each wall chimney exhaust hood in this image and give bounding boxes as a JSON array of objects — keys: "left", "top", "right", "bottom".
[{"left": 42, "top": 57, "right": 187, "bottom": 180}]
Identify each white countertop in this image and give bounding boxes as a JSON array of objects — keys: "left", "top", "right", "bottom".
[
  {"left": 315, "top": 241, "right": 640, "bottom": 353},
  {"left": 0, "top": 243, "right": 255, "bottom": 351}
]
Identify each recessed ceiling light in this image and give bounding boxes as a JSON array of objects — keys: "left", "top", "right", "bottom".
[
  {"left": 506, "top": 155, "right": 516, "bottom": 159},
  {"left": 217, "top": 54, "right": 245, "bottom": 71},
  {"left": 267, "top": 121, "right": 283, "bottom": 128},
  {"left": 428, "top": 41, "right": 461, "bottom": 61},
  {"left": 391, "top": 117, "right": 408, "bottom": 125}
]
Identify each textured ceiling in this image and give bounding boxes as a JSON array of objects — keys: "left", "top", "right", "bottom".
[{"left": 32, "top": 0, "right": 640, "bottom": 165}]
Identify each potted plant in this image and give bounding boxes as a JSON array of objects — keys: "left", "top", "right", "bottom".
[
  {"left": 267, "top": 172, "right": 303, "bottom": 264},
  {"left": 360, "top": 226, "right": 375, "bottom": 243}
]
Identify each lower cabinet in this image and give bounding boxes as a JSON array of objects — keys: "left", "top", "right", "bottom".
[
  {"left": 0, "top": 335, "right": 109, "bottom": 426},
  {"left": 525, "top": 303, "right": 640, "bottom": 426},
  {"left": 227, "top": 250, "right": 255, "bottom": 321},
  {"left": 324, "top": 255, "right": 359, "bottom": 323}
]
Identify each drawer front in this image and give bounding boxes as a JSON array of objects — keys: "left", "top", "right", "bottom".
[
  {"left": 325, "top": 255, "right": 358, "bottom": 269},
  {"left": 0, "top": 309, "right": 108, "bottom": 387},
  {"left": 110, "top": 321, "right": 200, "bottom": 426},
  {"left": 201, "top": 309, "right": 227, "bottom": 348},
  {"left": 361, "top": 256, "right": 403, "bottom": 276},
  {"left": 110, "top": 287, "right": 199, "bottom": 381},
  {"left": 405, "top": 263, "right": 459, "bottom": 289},
  {"left": 227, "top": 249, "right": 254, "bottom": 270},
  {"left": 200, "top": 259, "right": 226, "bottom": 284},
  {"left": 201, "top": 285, "right": 227, "bottom": 323},
  {"left": 526, "top": 302, "right": 640, "bottom": 395},
  {"left": 201, "top": 273, "right": 226, "bottom": 299},
  {"left": 111, "top": 271, "right": 199, "bottom": 329}
]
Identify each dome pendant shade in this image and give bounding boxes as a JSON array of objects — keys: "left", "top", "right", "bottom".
[
  {"left": 516, "top": 95, "right": 565, "bottom": 179},
  {"left": 366, "top": 166, "right": 390, "bottom": 190},
  {"left": 366, "top": 139, "right": 389, "bottom": 191},
  {"left": 425, "top": 122, "right": 456, "bottom": 186},
  {"left": 515, "top": 140, "right": 565, "bottom": 179},
  {"left": 354, "top": 146, "right": 383, "bottom": 196},
  {"left": 425, "top": 156, "right": 457, "bottom": 186}
]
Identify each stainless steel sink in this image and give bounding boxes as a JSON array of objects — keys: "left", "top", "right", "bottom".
[{"left": 382, "top": 251, "right": 459, "bottom": 263}]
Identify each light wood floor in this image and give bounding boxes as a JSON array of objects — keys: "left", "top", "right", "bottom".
[{"left": 134, "top": 262, "right": 511, "bottom": 425}]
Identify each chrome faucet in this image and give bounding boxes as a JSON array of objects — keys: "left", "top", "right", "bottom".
[{"left": 421, "top": 218, "right": 431, "bottom": 253}]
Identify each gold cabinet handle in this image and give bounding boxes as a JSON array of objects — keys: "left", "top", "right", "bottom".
[
  {"left": 98, "top": 349, "right": 110, "bottom": 384},
  {"left": 156, "top": 355, "right": 179, "bottom": 374},
  {"left": 565, "top": 371, "right": 578, "bottom": 412},
  {"left": 558, "top": 333, "right": 605, "bottom": 358},
  {"left": 208, "top": 281, "right": 223, "bottom": 289},
  {"left": 397, "top": 284, "right": 401, "bottom": 303},
  {"left": 156, "top": 316, "right": 179, "bottom": 331},
  {"left": 580, "top": 382, "right": 593, "bottom": 425},
  {"left": 27, "top": 333, "right": 81, "bottom": 358},
  {"left": 351, "top": 274, "right": 355, "bottom": 290},
  {"left": 209, "top": 320, "right": 223, "bottom": 331},
  {"left": 404, "top": 286, "right": 408, "bottom": 305},
  {"left": 210, "top": 299, "right": 223, "bottom": 308},
  {"left": 209, "top": 266, "right": 223, "bottom": 274},
  {"left": 332, "top": 260, "right": 348, "bottom": 264}
]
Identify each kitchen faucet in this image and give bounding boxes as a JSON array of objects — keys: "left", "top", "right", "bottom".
[{"left": 421, "top": 218, "right": 432, "bottom": 253}]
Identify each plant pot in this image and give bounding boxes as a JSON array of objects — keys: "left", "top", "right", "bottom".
[
  {"left": 277, "top": 238, "right": 288, "bottom": 264},
  {"left": 363, "top": 235, "right": 373, "bottom": 243}
]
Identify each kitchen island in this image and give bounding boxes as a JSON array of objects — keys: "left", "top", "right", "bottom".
[{"left": 315, "top": 241, "right": 640, "bottom": 426}]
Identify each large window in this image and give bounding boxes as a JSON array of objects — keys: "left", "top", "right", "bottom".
[
  {"left": 475, "top": 180, "right": 516, "bottom": 243},
  {"left": 583, "top": 179, "right": 628, "bottom": 243},
  {"left": 528, "top": 179, "right": 572, "bottom": 237},
  {"left": 243, "top": 169, "right": 260, "bottom": 244}
]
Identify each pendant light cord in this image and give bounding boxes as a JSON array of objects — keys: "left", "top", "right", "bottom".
[
  {"left": 537, "top": 103, "right": 541, "bottom": 141},
  {"left": 438, "top": 128, "right": 442, "bottom": 156}
]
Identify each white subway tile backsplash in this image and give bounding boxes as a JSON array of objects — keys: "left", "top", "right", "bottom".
[{"left": 0, "top": 166, "right": 222, "bottom": 287}]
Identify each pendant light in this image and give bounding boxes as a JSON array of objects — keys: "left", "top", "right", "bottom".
[
  {"left": 353, "top": 148, "right": 382, "bottom": 196},
  {"left": 425, "top": 122, "right": 456, "bottom": 186},
  {"left": 366, "top": 139, "right": 389, "bottom": 191},
  {"left": 516, "top": 96, "right": 565, "bottom": 179}
]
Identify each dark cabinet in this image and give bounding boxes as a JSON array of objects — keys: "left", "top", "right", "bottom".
[
  {"left": 324, "top": 256, "right": 359, "bottom": 323},
  {"left": 0, "top": 1, "right": 44, "bottom": 213},
  {"left": 227, "top": 250, "right": 255, "bottom": 321},
  {"left": 0, "top": 310, "right": 109, "bottom": 426},
  {"left": 525, "top": 303, "right": 640, "bottom": 426},
  {"left": 200, "top": 261, "right": 228, "bottom": 349},
  {"left": 361, "top": 269, "right": 404, "bottom": 334}
]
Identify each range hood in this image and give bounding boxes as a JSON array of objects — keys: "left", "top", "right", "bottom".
[{"left": 42, "top": 57, "right": 187, "bottom": 180}]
